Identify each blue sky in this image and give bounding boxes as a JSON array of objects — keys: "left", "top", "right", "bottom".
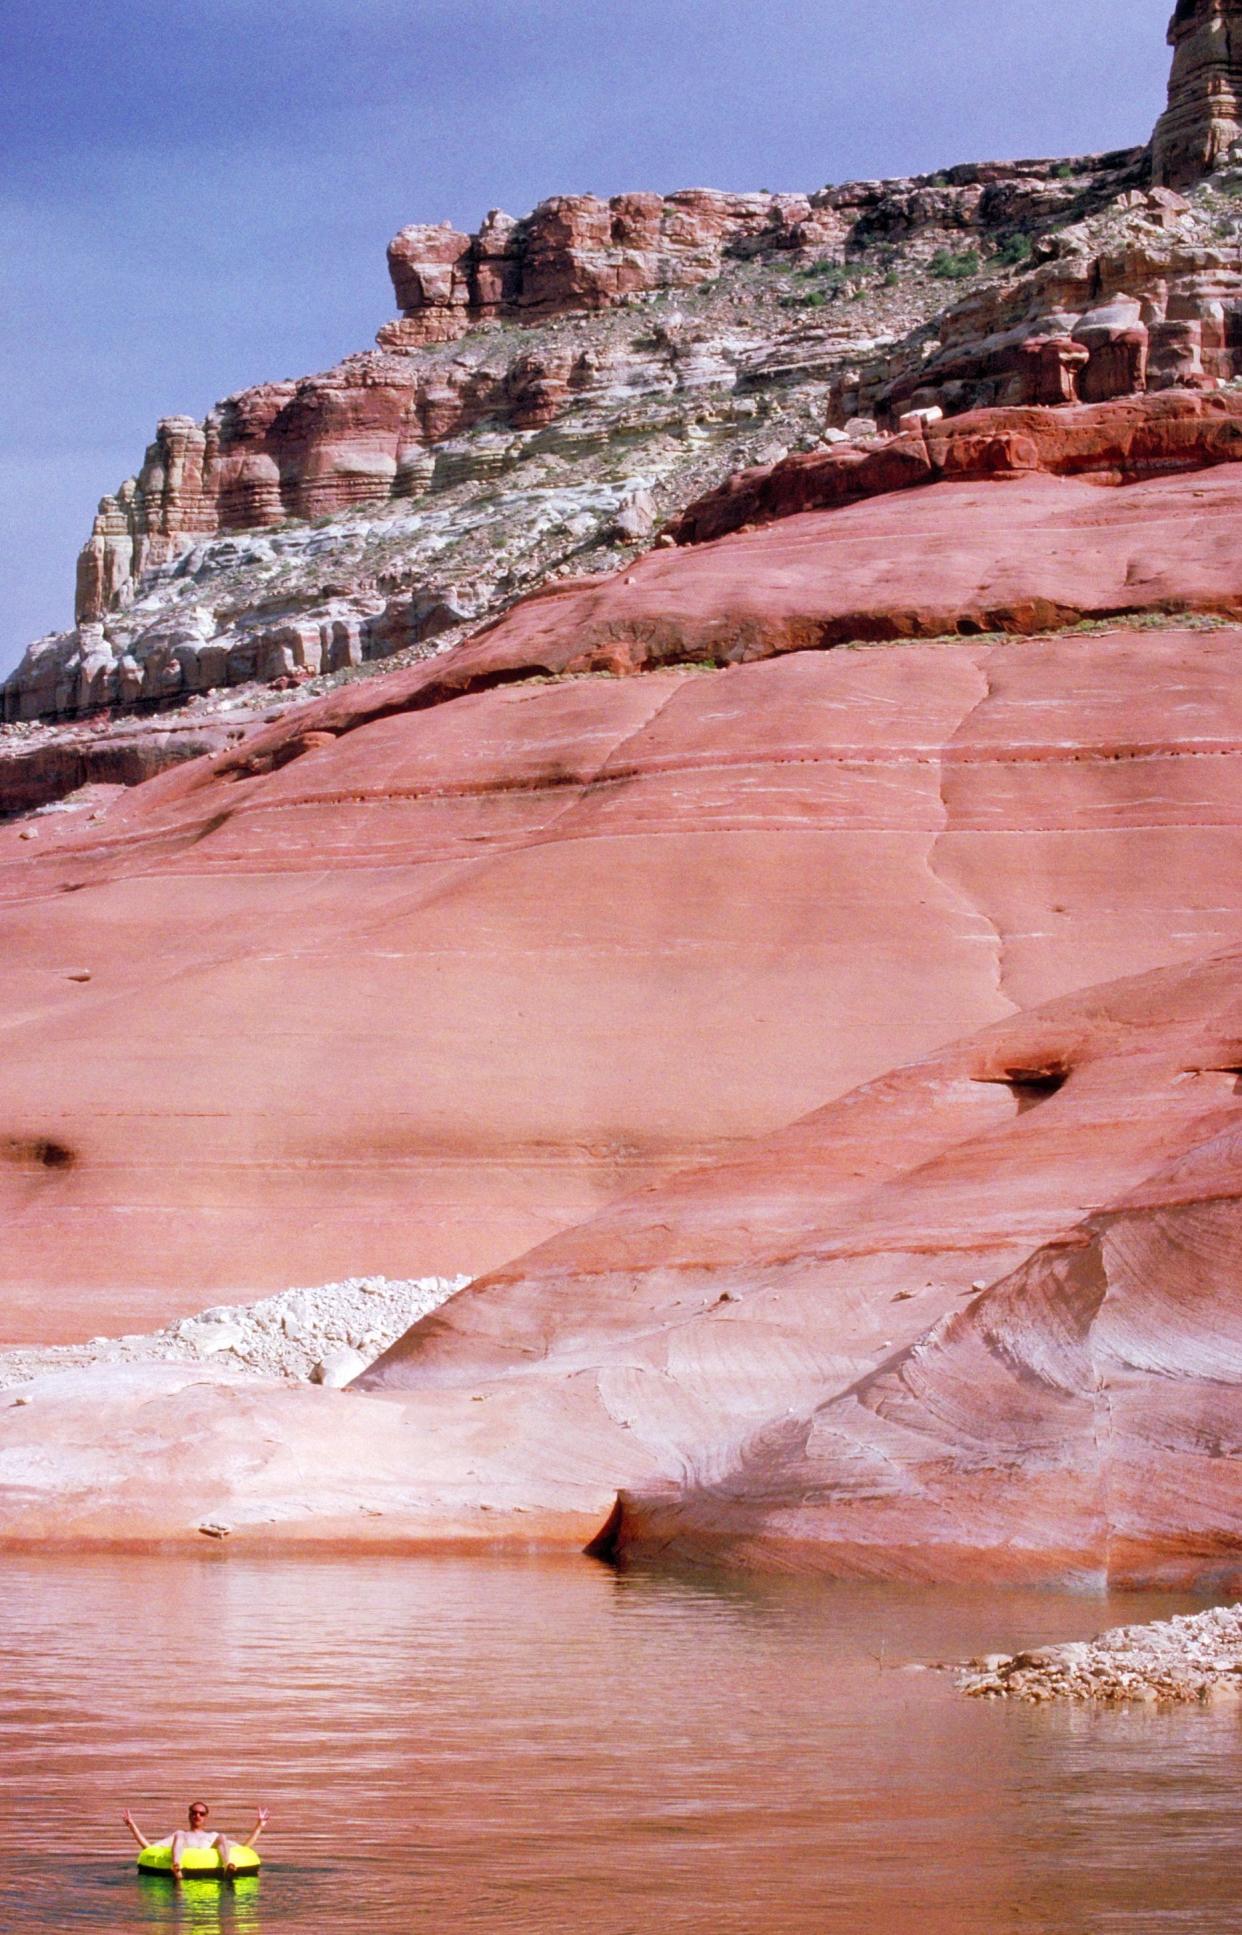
[{"left": 1, "top": 0, "right": 1173, "bottom": 673}]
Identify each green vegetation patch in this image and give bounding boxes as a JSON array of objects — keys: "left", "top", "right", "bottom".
[{"left": 929, "top": 248, "right": 981, "bottom": 281}]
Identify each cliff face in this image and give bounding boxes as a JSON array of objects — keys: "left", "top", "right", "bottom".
[
  {"left": 3, "top": 391, "right": 1242, "bottom": 1343},
  {"left": 831, "top": 221, "right": 1242, "bottom": 426},
  {"left": 375, "top": 168, "right": 1130, "bottom": 347},
  {"left": 1153, "top": 0, "right": 1242, "bottom": 189},
  {"left": 360, "top": 949, "right": 1242, "bottom": 1588},
  {"left": 2, "top": 384, "right": 1242, "bottom": 1580},
  {"left": 4, "top": 8, "right": 1242, "bottom": 1579},
  {"left": 3, "top": 150, "right": 1149, "bottom": 734},
  {"left": 12, "top": 6, "right": 1242, "bottom": 743}
]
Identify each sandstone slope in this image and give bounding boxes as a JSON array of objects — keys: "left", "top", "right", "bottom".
[
  {"left": 5, "top": 394, "right": 1242, "bottom": 1333},
  {"left": 2, "top": 945, "right": 1239, "bottom": 1580}
]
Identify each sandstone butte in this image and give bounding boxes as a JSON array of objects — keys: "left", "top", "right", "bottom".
[{"left": 2, "top": 379, "right": 1242, "bottom": 1581}]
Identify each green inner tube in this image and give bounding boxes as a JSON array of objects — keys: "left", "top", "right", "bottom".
[{"left": 137, "top": 1844, "right": 261, "bottom": 1879}]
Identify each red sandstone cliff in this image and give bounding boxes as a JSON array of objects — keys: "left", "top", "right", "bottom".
[
  {"left": 3, "top": 392, "right": 1242, "bottom": 1334},
  {"left": 1, "top": 386, "right": 1242, "bottom": 1572},
  {"left": 4, "top": 9, "right": 1242, "bottom": 1574},
  {"left": 1, "top": 945, "right": 1239, "bottom": 1582}
]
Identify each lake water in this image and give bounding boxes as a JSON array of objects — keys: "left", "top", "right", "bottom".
[{"left": 1, "top": 1555, "right": 1240, "bottom": 1934}]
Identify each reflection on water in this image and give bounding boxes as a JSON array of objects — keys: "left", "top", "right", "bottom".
[
  {"left": 1, "top": 1554, "right": 1240, "bottom": 1934},
  {"left": 137, "top": 1875, "right": 261, "bottom": 1931}
]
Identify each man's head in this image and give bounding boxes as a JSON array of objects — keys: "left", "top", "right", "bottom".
[{"left": 187, "top": 1803, "right": 210, "bottom": 1828}]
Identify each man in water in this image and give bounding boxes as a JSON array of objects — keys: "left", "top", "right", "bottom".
[{"left": 123, "top": 1801, "right": 269, "bottom": 1877}]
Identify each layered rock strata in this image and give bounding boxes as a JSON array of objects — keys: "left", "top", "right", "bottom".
[
  {"left": 830, "top": 223, "right": 1242, "bottom": 425},
  {"left": 377, "top": 162, "right": 1140, "bottom": 348},
  {"left": 4, "top": 152, "right": 1149, "bottom": 731},
  {"left": 360, "top": 948, "right": 1242, "bottom": 1586},
  {"left": 4, "top": 395, "right": 1242, "bottom": 1332},
  {"left": 2, "top": 946, "right": 1241, "bottom": 1578},
  {"left": 671, "top": 388, "right": 1242, "bottom": 546},
  {"left": 1152, "top": 0, "right": 1242, "bottom": 189}
]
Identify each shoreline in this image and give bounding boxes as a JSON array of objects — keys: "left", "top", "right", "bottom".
[{"left": 959, "top": 1602, "right": 1242, "bottom": 1705}]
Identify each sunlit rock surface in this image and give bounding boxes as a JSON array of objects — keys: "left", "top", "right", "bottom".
[
  {"left": 1, "top": 153, "right": 1150, "bottom": 729},
  {"left": 2, "top": 948, "right": 1240, "bottom": 1581},
  {"left": 1152, "top": 0, "right": 1242, "bottom": 189},
  {"left": 3, "top": 397, "right": 1242, "bottom": 1337}
]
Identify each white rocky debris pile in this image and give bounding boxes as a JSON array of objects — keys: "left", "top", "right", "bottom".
[
  {"left": 959, "top": 1603, "right": 1242, "bottom": 1705},
  {"left": 0, "top": 1274, "right": 470, "bottom": 1393}
]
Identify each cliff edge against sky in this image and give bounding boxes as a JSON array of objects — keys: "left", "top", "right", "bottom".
[{"left": 1, "top": 7, "right": 1242, "bottom": 1581}]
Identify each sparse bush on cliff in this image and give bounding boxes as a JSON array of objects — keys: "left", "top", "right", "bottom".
[
  {"left": 996, "top": 232, "right": 1034, "bottom": 267},
  {"left": 929, "top": 247, "right": 981, "bottom": 280}
]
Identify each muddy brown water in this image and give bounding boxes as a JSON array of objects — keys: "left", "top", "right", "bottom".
[{"left": 1, "top": 1555, "right": 1240, "bottom": 1933}]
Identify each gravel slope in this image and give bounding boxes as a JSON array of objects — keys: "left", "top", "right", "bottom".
[{"left": 0, "top": 1275, "right": 471, "bottom": 1392}]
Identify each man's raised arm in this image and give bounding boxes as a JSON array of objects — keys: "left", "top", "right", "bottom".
[
  {"left": 122, "top": 1810, "right": 150, "bottom": 1850},
  {"left": 249, "top": 1807, "right": 271, "bottom": 1845}
]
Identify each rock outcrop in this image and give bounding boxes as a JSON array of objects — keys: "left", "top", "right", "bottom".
[
  {"left": 1153, "top": 0, "right": 1242, "bottom": 189},
  {"left": 379, "top": 192, "right": 845, "bottom": 347},
  {"left": 672, "top": 388, "right": 1242, "bottom": 546},
  {"left": 2, "top": 945, "right": 1241, "bottom": 1578},
  {"left": 830, "top": 225, "right": 1242, "bottom": 425},
  {"left": 376, "top": 165, "right": 1141, "bottom": 349},
  {"left": 4, "top": 5, "right": 1242, "bottom": 1575},
  {"left": 356, "top": 947, "right": 1242, "bottom": 1587},
  {"left": 4, "top": 152, "right": 1151, "bottom": 731},
  {"left": 4, "top": 395, "right": 1242, "bottom": 1337}
]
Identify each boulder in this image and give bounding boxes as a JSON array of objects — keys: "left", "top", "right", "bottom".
[{"left": 309, "top": 1349, "right": 368, "bottom": 1389}]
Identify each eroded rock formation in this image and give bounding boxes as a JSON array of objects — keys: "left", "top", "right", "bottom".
[
  {"left": 670, "top": 389, "right": 1242, "bottom": 546},
  {"left": 4, "top": 150, "right": 1150, "bottom": 731},
  {"left": 359, "top": 948, "right": 1242, "bottom": 1587},
  {"left": 829, "top": 223, "right": 1242, "bottom": 425},
  {"left": 375, "top": 165, "right": 1141, "bottom": 348},
  {"left": 1153, "top": 0, "right": 1242, "bottom": 189},
  {"left": 3, "top": 394, "right": 1242, "bottom": 1337},
  {"left": 1, "top": 946, "right": 1240, "bottom": 1580},
  {"left": 3, "top": 6, "right": 1242, "bottom": 1576}
]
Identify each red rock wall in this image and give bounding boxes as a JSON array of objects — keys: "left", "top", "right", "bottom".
[
  {"left": 73, "top": 357, "right": 507, "bottom": 623},
  {"left": 6, "top": 415, "right": 1242, "bottom": 1336},
  {"left": 360, "top": 949, "right": 1242, "bottom": 1586},
  {"left": 669, "top": 389, "right": 1242, "bottom": 545}
]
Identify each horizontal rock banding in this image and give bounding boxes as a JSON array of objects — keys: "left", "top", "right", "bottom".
[
  {"left": 4, "top": 420, "right": 1242, "bottom": 1328},
  {"left": 1153, "top": 0, "right": 1242, "bottom": 189},
  {"left": 668, "top": 389, "right": 1242, "bottom": 544},
  {"left": 832, "top": 229, "right": 1242, "bottom": 427},
  {"left": 377, "top": 164, "right": 1141, "bottom": 349}
]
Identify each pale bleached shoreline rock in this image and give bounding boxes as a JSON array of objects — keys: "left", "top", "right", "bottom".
[
  {"left": 0, "top": 1274, "right": 470, "bottom": 1393},
  {"left": 960, "top": 1603, "right": 1242, "bottom": 1704}
]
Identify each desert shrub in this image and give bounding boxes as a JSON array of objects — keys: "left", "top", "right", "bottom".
[
  {"left": 996, "top": 232, "right": 1034, "bottom": 267},
  {"left": 929, "top": 247, "right": 981, "bottom": 280},
  {"left": 797, "top": 259, "right": 852, "bottom": 288}
]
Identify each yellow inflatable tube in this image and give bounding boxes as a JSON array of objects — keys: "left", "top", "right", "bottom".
[{"left": 137, "top": 1844, "right": 261, "bottom": 1878}]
